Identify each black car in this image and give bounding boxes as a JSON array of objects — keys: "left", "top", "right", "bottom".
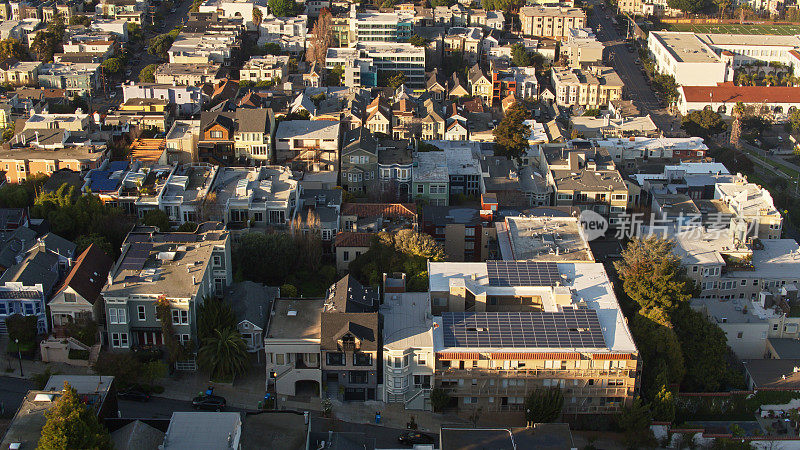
[
  {"left": 117, "top": 387, "right": 151, "bottom": 402},
  {"left": 398, "top": 431, "right": 435, "bottom": 446},
  {"left": 192, "top": 395, "right": 226, "bottom": 411}
]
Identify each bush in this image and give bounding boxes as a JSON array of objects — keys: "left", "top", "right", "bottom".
[
  {"left": 68, "top": 349, "right": 90, "bottom": 360},
  {"left": 280, "top": 283, "right": 298, "bottom": 297}
]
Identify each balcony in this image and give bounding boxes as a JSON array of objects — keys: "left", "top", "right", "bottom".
[{"left": 438, "top": 367, "right": 635, "bottom": 378}]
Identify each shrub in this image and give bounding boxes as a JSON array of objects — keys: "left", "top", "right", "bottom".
[{"left": 68, "top": 349, "right": 90, "bottom": 360}]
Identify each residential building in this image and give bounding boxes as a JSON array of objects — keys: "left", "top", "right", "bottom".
[
  {"left": 229, "top": 281, "right": 278, "bottom": 355},
  {"left": 275, "top": 120, "right": 341, "bottom": 172},
  {"left": 0, "top": 60, "right": 40, "bottom": 86},
  {"left": 339, "top": 202, "right": 418, "bottom": 233},
  {"left": 349, "top": 7, "right": 413, "bottom": 43},
  {"left": 519, "top": 7, "right": 586, "bottom": 39},
  {"left": 340, "top": 127, "right": 377, "bottom": 193},
  {"left": 420, "top": 99, "right": 446, "bottom": 140},
  {"left": 122, "top": 82, "right": 206, "bottom": 116},
  {"left": 265, "top": 298, "right": 324, "bottom": 397},
  {"left": 240, "top": 55, "right": 290, "bottom": 83},
  {"left": 296, "top": 188, "right": 342, "bottom": 242},
  {"left": 426, "top": 69, "right": 447, "bottom": 102},
  {"left": 562, "top": 28, "right": 604, "bottom": 68},
  {"left": 320, "top": 278, "right": 380, "bottom": 401},
  {"left": 48, "top": 244, "right": 113, "bottom": 333},
  {"left": 595, "top": 136, "right": 708, "bottom": 161},
  {"left": 325, "top": 43, "right": 426, "bottom": 89},
  {"left": 365, "top": 97, "right": 391, "bottom": 136},
  {"left": 161, "top": 412, "right": 241, "bottom": 450},
  {"left": 167, "top": 32, "right": 238, "bottom": 64},
  {"left": 468, "top": 64, "right": 492, "bottom": 104},
  {"left": 470, "top": 10, "right": 505, "bottom": 30},
  {"left": 539, "top": 144, "right": 628, "bottom": 224},
  {"left": 233, "top": 108, "right": 275, "bottom": 163},
  {"left": 378, "top": 145, "right": 413, "bottom": 201},
  {"left": 198, "top": 111, "right": 236, "bottom": 164},
  {"left": 496, "top": 215, "right": 594, "bottom": 262},
  {"left": 165, "top": 120, "right": 200, "bottom": 164},
  {"left": 570, "top": 115, "right": 659, "bottom": 139},
  {"left": 258, "top": 14, "right": 308, "bottom": 46},
  {"left": 0, "top": 144, "right": 107, "bottom": 183},
  {"left": 551, "top": 66, "right": 623, "bottom": 108},
  {"left": 334, "top": 231, "right": 371, "bottom": 273},
  {"left": 715, "top": 181, "right": 783, "bottom": 240},
  {"left": 102, "top": 224, "right": 231, "bottom": 350},
  {"left": 413, "top": 151, "right": 450, "bottom": 206},
  {"left": 154, "top": 63, "right": 223, "bottom": 87},
  {"left": 159, "top": 163, "right": 218, "bottom": 226},
  {"left": 382, "top": 291, "right": 434, "bottom": 410},
  {"left": 428, "top": 261, "right": 639, "bottom": 414},
  {"left": 37, "top": 62, "right": 100, "bottom": 95},
  {"left": 421, "top": 206, "right": 492, "bottom": 261},
  {"left": 444, "top": 27, "right": 484, "bottom": 65},
  {"left": 212, "top": 165, "right": 299, "bottom": 228}
]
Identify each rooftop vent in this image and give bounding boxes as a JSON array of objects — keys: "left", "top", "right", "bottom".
[{"left": 287, "top": 310, "right": 297, "bottom": 316}]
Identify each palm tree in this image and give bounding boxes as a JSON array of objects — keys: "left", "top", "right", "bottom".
[
  {"left": 736, "top": 72, "right": 749, "bottom": 86},
  {"left": 730, "top": 101, "right": 746, "bottom": 149},
  {"left": 198, "top": 328, "right": 249, "bottom": 381},
  {"left": 197, "top": 297, "right": 236, "bottom": 343}
]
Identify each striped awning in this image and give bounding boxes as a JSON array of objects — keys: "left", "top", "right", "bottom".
[
  {"left": 437, "top": 352, "right": 479, "bottom": 360},
  {"left": 591, "top": 353, "right": 634, "bottom": 360},
  {"left": 489, "top": 352, "right": 582, "bottom": 360}
]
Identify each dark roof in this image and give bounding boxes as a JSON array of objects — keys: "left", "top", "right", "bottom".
[
  {"left": 0, "top": 208, "right": 27, "bottom": 231},
  {"left": 342, "top": 127, "right": 377, "bottom": 156},
  {"left": 377, "top": 146, "right": 412, "bottom": 165},
  {"left": 769, "top": 338, "right": 800, "bottom": 359},
  {"left": 440, "top": 428, "right": 515, "bottom": 450},
  {"left": 235, "top": 108, "right": 271, "bottom": 133},
  {"left": 200, "top": 111, "right": 236, "bottom": 133},
  {"left": 513, "top": 424, "right": 575, "bottom": 450},
  {"left": 110, "top": 420, "right": 165, "bottom": 450},
  {"left": 0, "top": 248, "right": 60, "bottom": 293},
  {"left": 42, "top": 169, "right": 83, "bottom": 193},
  {"left": 334, "top": 232, "right": 374, "bottom": 248},
  {"left": 38, "top": 233, "right": 76, "bottom": 258},
  {"left": 325, "top": 275, "right": 379, "bottom": 313},
  {"left": 54, "top": 243, "right": 113, "bottom": 304},
  {"left": 0, "top": 226, "right": 36, "bottom": 269},
  {"left": 320, "top": 313, "right": 379, "bottom": 352},
  {"left": 422, "top": 205, "right": 480, "bottom": 226},
  {"left": 744, "top": 359, "right": 800, "bottom": 389},
  {"left": 227, "top": 281, "right": 279, "bottom": 330}
]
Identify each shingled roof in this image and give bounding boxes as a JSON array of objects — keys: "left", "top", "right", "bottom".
[
  {"left": 334, "top": 232, "right": 374, "bottom": 248},
  {"left": 320, "top": 312, "right": 379, "bottom": 352},
  {"left": 340, "top": 203, "right": 418, "bottom": 220},
  {"left": 54, "top": 244, "right": 113, "bottom": 304}
]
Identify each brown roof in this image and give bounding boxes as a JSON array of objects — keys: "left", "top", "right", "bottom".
[
  {"left": 340, "top": 203, "right": 417, "bottom": 220},
  {"left": 55, "top": 243, "right": 113, "bottom": 304},
  {"left": 681, "top": 82, "right": 800, "bottom": 104},
  {"left": 320, "top": 312, "right": 379, "bottom": 352},
  {"left": 334, "top": 232, "right": 374, "bottom": 248}
]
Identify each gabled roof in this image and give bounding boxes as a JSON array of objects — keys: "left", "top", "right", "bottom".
[
  {"left": 334, "top": 231, "right": 374, "bottom": 248},
  {"left": 54, "top": 243, "right": 113, "bottom": 304},
  {"left": 235, "top": 108, "right": 271, "bottom": 133},
  {"left": 200, "top": 111, "right": 236, "bottom": 133},
  {"left": 38, "top": 233, "right": 76, "bottom": 258},
  {"left": 320, "top": 312, "right": 379, "bottom": 351},
  {"left": 342, "top": 127, "right": 377, "bottom": 156},
  {"left": 325, "top": 274, "right": 379, "bottom": 313},
  {"left": 341, "top": 202, "right": 418, "bottom": 220},
  {"left": 468, "top": 64, "right": 489, "bottom": 85},
  {"left": 111, "top": 420, "right": 165, "bottom": 450}
]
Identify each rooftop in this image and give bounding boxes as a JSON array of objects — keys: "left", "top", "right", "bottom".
[
  {"left": 412, "top": 151, "right": 449, "bottom": 183},
  {"left": 266, "top": 298, "right": 324, "bottom": 341},
  {"left": 681, "top": 82, "right": 800, "bottom": 104},
  {"left": 654, "top": 193, "right": 701, "bottom": 217},
  {"left": 162, "top": 412, "right": 241, "bottom": 450},
  {"left": 213, "top": 165, "right": 297, "bottom": 211},
  {"left": 275, "top": 120, "right": 340, "bottom": 140},
  {"left": 743, "top": 358, "right": 800, "bottom": 390},
  {"left": 650, "top": 31, "right": 721, "bottom": 64},
  {"left": 381, "top": 292, "right": 433, "bottom": 351},
  {"left": 519, "top": 6, "right": 586, "bottom": 18},
  {"left": 498, "top": 216, "right": 593, "bottom": 262}
]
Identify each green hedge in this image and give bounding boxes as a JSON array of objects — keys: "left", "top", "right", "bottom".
[{"left": 68, "top": 349, "right": 90, "bottom": 360}]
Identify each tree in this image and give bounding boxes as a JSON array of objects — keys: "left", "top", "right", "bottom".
[
  {"left": 142, "top": 209, "right": 171, "bottom": 231},
  {"left": 75, "top": 234, "right": 114, "bottom": 257},
  {"left": 147, "top": 33, "right": 175, "bottom": 59},
  {"left": 511, "top": 43, "right": 533, "bottom": 67},
  {"left": 408, "top": 34, "right": 429, "bottom": 47},
  {"left": 197, "top": 327, "right": 249, "bottom": 381},
  {"left": 140, "top": 360, "right": 167, "bottom": 387},
  {"left": 197, "top": 298, "right": 236, "bottom": 343},
  {"left": 92, "top": 352, "right": 143, "bottom": 387},
  {"left": 69, "top": 15, "right": 92, "bottom": 27},
  {"left": 617, "top": 398, "right": 653, "bottom": 447},
  {"left": 387, "top": 72, "right": 407, "bottom": 90},
  {"left": 101, "top": 57, "right": 123, "bottom": 74},
  {"left": 139, "top": 64, "right": 159, "bottom": 83},
  {"left": 263, "top": 42, "right": 281, "bottom": 55},
  {"left": 680, "top": 109, "right": 727, "bottom": 140},
  {"left": 252, "top": 6, "right": 263, "bottom": 27},
  {"left": 280, "top": 283, "right": 298, "bottom": 297},
  {"left": 789, "top": 108, "right": 800, "bottom": 134},
  {"left": 730, "top": 101, "right": 746, "bottom": 149},
  {"left": 430, "top": 388, "right": 450, "bottom": 412},
  {"left": 38, "top": 382, "right": 112, "bottom": 450},
  {"left": 156, "top": 295, "right": 192, "bottom": 366},
  {"left": 177, "top": 222, "right": 197, "bottom": 232},
  {"left": 0, "top": 183, "right": 33, "bottom": 208},
  {"left": 234, "top": 232, "right": 298, "bottom": 285},
  {"left": 5, "top": 314, "right": 38, "bottom": 347},
  {"left": 493, "top": 101, "right": 531, "bottom": 161},
  {"left": 306, "top": 8, "right": 332, "bottom": 65},
  {"left": 268, "top": 0, "right": 298, "bottom": 17},
  {"left": 652, "top": 384, "right": 676, "bottom": 422},
  {"left": 668, "top": 0, "right": 713, "bottom": 13},
  {"left": 429, "top": 0, "right": 454, "bottom": 6},
  {"left": 127, "top": 23, "right": 144, "bottom": 43},
  {"left": 613, "top": 236, "right": 693, "bottom": 313},
  {"left": 524, "top": 388, "right": 564, "bottom": 423},
  {"left": 0, "top": 38, "right": 26, "bottom": 61}
]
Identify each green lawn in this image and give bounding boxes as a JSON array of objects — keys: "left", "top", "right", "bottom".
[{"left": 663, "top": 23, "right": 800, "bottom": 35}]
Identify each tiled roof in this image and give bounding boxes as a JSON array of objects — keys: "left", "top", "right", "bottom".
[
  {"left": 681, "top": 82, "right": 800, "bottom": 104},
  {"left": 334, "top": 232, "right": 374, "bottom": 248},
  {"left": 340, "top": 202, "right": 417, "bottom": 220}
]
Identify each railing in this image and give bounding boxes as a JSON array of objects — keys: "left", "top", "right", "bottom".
[
  {"left": 405, "top": 388, "right": 431, "bottom": 405},
  {"left": 447, "top": 385, "right": 632, "bottom": 397},
  {"left": 439, "top": 368, "right": 635, "bottom": 378}
]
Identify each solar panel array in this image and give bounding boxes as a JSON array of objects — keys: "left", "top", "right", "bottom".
[
  {"left": 441, "top": 311, "right": 606, "bottom": 349},
  {"left": 119, "top": 242, "right": 153, "bottom": 271},
  {"left": 486, "top": 261, "right": 561, "bottom": 287}
]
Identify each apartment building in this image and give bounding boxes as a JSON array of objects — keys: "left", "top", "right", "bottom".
[
  {"left": 158, "top": 163, "right": 217, "bottom": 226},
  {"left": 413, "top": 151, "right": 450, "bottom": 207},
  {"left": 0, "top": 60, "right": 39, "bottom": 86},
  {"left": 551, "top": 66, "right": 623, "bottom": 109},
  {"left": 341, "top": 127, "right": 378, "bottom": 194},
  {"left": 165, "top": 120, "right": 200, "bottom": 164},
  {"left": 37, "top": 62, "right": 100, "bottom": 95},
  {"left": 325, "top": 43, "right": 426, "bottom": 89},
  {"left": 154, "top": 63, "right": 223, "bottom": 87},
  {"left": 496, "top": 215, "right": 594, "bottom": 262},
  {"left": 444, "top": 27, "right": 484, "bottom": 66},
  {"left": 677, "top": 84, "right": 800, "bottom": 120},
  {"left": 382, "top": 292, "right": 435, "bottom": 410},
  {"left": 275, "top": 120, "right": 341, "bottom": 172},
  {"left": 240, "top": 55, "right": 290, "bottom": 83},
  {"left": 539, "top": 144, "right": 628, "bottom": 223},
  {"left": 349, "top": 7, "right": 413, "bottom": 43},
  {"left": 428, "top": 260, "right": 638, "bottom": 414},
  {"left": 421, "top": 206, "right": 492, "bottom": 261},
  {"left": 168, "top": 32, "right": 238, "bottom": 65},
  {"left": 519, "top": 7, "right": 586, "bottom": 39},
  {"left": 715, "top": 182, "right": 782, "bottom": 240},
  {"left": 122, "top": 82, "right": 206, "bottom": 116},
  {"left": 595, "top": 136, "right": 708, "bottom": 161},
  {"left": 102, "top": 225, "right": 231, "bottom": 350},
  {"left": 265, "top": 298, "right": 325, "bottom": 397},
  {"left": 212, "top": 165, "right": 299, "bottom": 227},
  {"left": 562, "top": 28, "right": 604, "bottom": 69},
  {"left": 0, "top": 144, "right": 106, "bottom": 183}
]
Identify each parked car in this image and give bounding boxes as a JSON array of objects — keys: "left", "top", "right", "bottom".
[
  {"left": 192, "top": 395, "right": 226, "bottom": 411},
  {"left": 117, "top": 386, "right": 151, "bottom": 402},
  {"left": 398, "top": 431, "right": 435, "bottom": 446}
]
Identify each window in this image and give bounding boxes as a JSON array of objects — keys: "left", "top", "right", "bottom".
[
  {"left": 737, "top": 331, "right": 743, "bottom": 339},
  {"left": 213, "top": 255, "right": 222, "bottom": 266},
  {"left": 24, "top": 303, "right": 33, "bottom": 315},
  {"left": 0, "top": 302, "right": 5, "bottom": 315},
  {"left": 137, "top": 305, "right": 146, "bottom": 321},
  {"left": 417, "top": 185, "right": 424, "bottom": 194},
  {"left": 326, "top": 352, "right": 346, "bottom": 366},
  {"left": 209, "top": 130, "right": 224, "bottom": 139},
  {"left": 275, "top": 353, "right": 285, "bottom": 365},
  {"left": 343, "top": 251, "right": 350, "bottom": 262},
  {"left": 465, "top": 227, "right": 475, "bottom": 237},
  {"left": 354, "top": 352, "right": 372, "bottom": 366},
  {"left": 155, "top": 306, "right": 160, "bottom": 321},
  {"left": 111, "top": 333, "right": 129, "bottom": 348},
  {"left": 109, "top": 308, "right": 127, "bottom": 324},
  {"left": 63, "top": 292, "right": 77, "bottom": 302},
  {"left": 172, "top": 309, "right": 188, "bottom": 325},
  {"left": 417, "top": 354, "right": 426, "bottom": 365},
  {"left": 179, "top": 334, "right": 190, "bottom": 344}
]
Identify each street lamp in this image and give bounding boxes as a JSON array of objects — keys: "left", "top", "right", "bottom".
[{"left": 14, "top": 338, "right": 22, "bottom": 377}]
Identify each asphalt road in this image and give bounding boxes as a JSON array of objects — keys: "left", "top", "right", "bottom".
[
  {"left": 589, "top": 6, "right": 683, "bottom": 135},
  {"left": 117, "top": 396, "right": 246, "bottom": 419}
]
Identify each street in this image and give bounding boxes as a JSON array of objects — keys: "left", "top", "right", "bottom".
[{"left": 588, "top": 6, "right": 682, "bottom": 135}]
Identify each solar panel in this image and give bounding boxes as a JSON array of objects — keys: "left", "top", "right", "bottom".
[
  {"left": 486, "top": 261, "right": 562, "bottom": 287},
  {"left": 119, "top": 242, "right": 153, "bottom": 271},
  {"left": 441, "top": 310, "right": 606, "bottom": 349}
]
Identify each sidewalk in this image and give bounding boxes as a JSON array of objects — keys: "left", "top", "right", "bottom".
[
  {"left": 0, "top": 336, "right": 92, "bottom": 381},
  {"left": 156, "top": 365, "right": 268, "bottom": 411}
]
